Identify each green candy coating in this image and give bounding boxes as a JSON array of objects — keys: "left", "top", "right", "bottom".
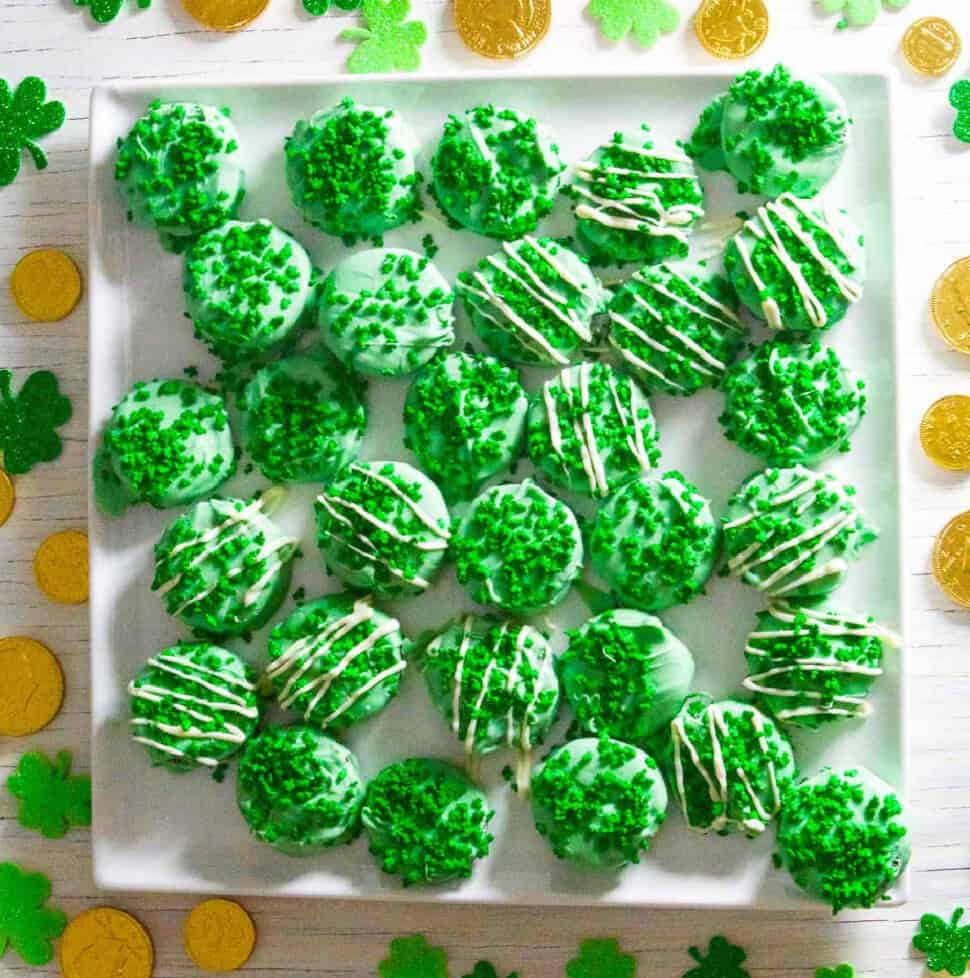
[
  {"left": 152, "top": 496, "right": 298, "bottom": 637},
  {"left": 776, "top": 766, "right": 909, "bottom": 912},
  {"left": 285, "top": 99, "right": 421, "bottom": 243},
  {"left": 430, "top": 104, "right": 564, "bottom": 240},
  {"left": 455, "top": 236, "right": 608, "bottom": 367},
  {"left": 236, "top": 724, "right": 364, "bottom": 856},
  {"left": 723, "top": 465, "right": 877, "bottom": 601},
  {"left": 362, "top": 757, "right": 494, "bottom": 886},
  {"left": 527, "top": 361, "right": 659, "bottom": 498},
  {"left": 590, "top": 471, "right": 718, "bottom": 612},
  {"left": 240, "top": 353, "right": 366, "bottom": 484},
  {"left": 662, "top": 694, "right": 797, "bottom": 837},
  {"left": 566, "top": 129, "right": 704, "bottom": 266},
  {"left": 531, "top": 736, "right": 668, "bottom": 870},
  {"left": 318, "top": 248, "right": 455, "bottom": 377},
  {"left": 314, "top": 460, "right": 450, "bottom": 598},
  {"left": 115, "top": 101, "right": 244, "bottom": 246},
  {"left": 183, "top": 220, "right": 315, "bottom": 362},
  {"left": 453, "top": 479, "right": 583, "bottom": 615},
  {"left": 265, "top": 593, "right": 406, "bottom": 732},
  {"left": 559, "top": 609, "right": 695, "bottom": 747},
  {"left": 686, "top": 94, "right": 728, "bottom": 173},
  {"left": 403, "top": 351, "right": 528, "bottom": 501},
  {"left": 719, "top": 339, "right": 866, "bottom": 465},
  {"left": 606, "top": 262, "right": 747, "bottom": 397},
  {"left": 129, "top": 643, "right": 260, "bottom": 773},
  {"left": 93, "top": 377, "right": 234, "bottom": 516}
]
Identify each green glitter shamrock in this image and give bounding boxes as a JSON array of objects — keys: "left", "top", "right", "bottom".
[
  {"left": 914, "top": 908, "right": 970, "bottom": 976},
  {"left": 73, "top": 0, "right": 151, "bottom": 25},
  {"left": 567, "top": 939, "right": 636, "bottom": 978},
  {"left": 0, "top": 369, "right": 72, "bottom": 475},
  {"left": 379, "top": 935, "right": 450, "bottom": 978},
  {"left": 7, "top": 751, "right": 92, "bottom": 839},
  {"left": 463, "top": 963, "right": 518, "bottom": 978},
  {"left": 0, "top": 77, "right": 66, "bottom": 187},
  {"left": 586, "top": 0, "right": 680, "bottom": 48},
  {"left": 950, "top": 82, "right": 970, "bottom": 144},
  {"left": 340, "top": 0, "right": 427, "bottom": 72},
  {"left": 0, "top": 863, "right": 67, "bottom": 966},
  {"left": 816, "top": 967, "right": 855, "bottom": 978},
  {"left": 816, "top": 0, "right": 908, "bottom": 29},
  {"left": 303, "top": 0, "right": 362, "bottom": 15},
  {"left": 684, "top": 937, "right": 750, "bottom": 978}
]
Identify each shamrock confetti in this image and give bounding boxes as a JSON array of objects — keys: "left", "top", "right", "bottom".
[
  {"left": 340, "top": 0, "right": 428, "bottom": 72},
  {"left": 684, "top": 937, "right": 750, "bottom": 978},
  {"left": 463, "top": 964, "right": 518, "bottom": 978},
  {"left": 816, "top": 0, "right": 908, "bottom": 29},
  {"left": 567, "top": 939, "right": 636, "bottom": 978},
  {"left": 7, "top": 751, "right": 92, "bottom": 839},
  {"left": 914, "top": 907, "right": 970, "bottom": 976},
  {"left": 379, "top": 935, "right": 450, "bottom": 978},
  {"left": 950, "top": 82, "right": 970, "bottom": 144},
  {"left": 73, "top": 0, "right": 151, "bottom": 24},
  {"left": 816, "top": 967, "right": 855, "bottom": 978},
  {"left": 0, "top": 862, "right": 67, "bottom": 966},
  {"left": 303, "top": 0, "right": 361, "bottom": 15},
  {"left": 0, "top": 370, "right": 72, "bottom": 475},
  {"left": 0, "top": 78, "right": 66, "bottom": 188},
  {"left": 586, "top": 0, "right": 680, "bottom": 48}
]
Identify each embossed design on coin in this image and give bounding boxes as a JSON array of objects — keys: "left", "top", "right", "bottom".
[
  {"left": 0, "top": 637, "right": 63, "bottom": 737},
  {"left": 933, "top": 510, "right": 970, "bottom": 608},
  {"left": 920, "top": 395, "right": 970, "bottom": 471},
  {"left": 455, "top": 0, "right": 551, "bottom": 59},
  {"left": 903, "top": 17, "right": 961, "bottom": 77},
  {"left": 694, "top": 0, "right": 769, "bottom": 59},
  {"left": 182, "top": 0, "right": 268, "bottom": 31},
  {"left": 59, "top": 908, "right": 154, "bottom": 978},
  {"left": 184, "top": 899, "right": 256, "bottom": 973},
  {"left": 932, "top": 256, "right": 970, "bottom": 354}
]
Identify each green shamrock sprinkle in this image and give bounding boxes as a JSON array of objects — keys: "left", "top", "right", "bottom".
[
  {"left": 567, "top": 939, "right": 636, "bottom": 978},
  {"left": 914, "top": 908, "right": 970, "bottom": 976},
  {"left": 340, "top": 0, "right": 428, "bottom": 73},
  {"left": 0, "top": 77, "right": 66, "bottom": 187},
  {"left": 816, "top": 0, "right": 907, "bottom": 28},
  {"left": 7, "top": 751, "right": 91, "bottom": 839},
  {"left": 73, "top": 0, "right": 151, "bottom": 24},
  {"left": 950, "top": 82, "right": 970, "bottom": 144},
  {"left": 0, "top": 863, "right": 67, "bottom": 966},
  {"left": 463, "top": 963, "right": 518, "bottom": 978},
  {"left": 816, "top": 966, "right": 855, "bottom": 978},
  {"left": 684, "top": 937, "right": 750, "bottom": 978},
  {"left": 586, "top": 0, "right": 680, "bottom": 48},
  {"left": 379, "top": 935, "right": 450, "bottom": 978},
  {"left": 0, "top": 369, "right": 72, "bottom": 475},
  {"left": 303, "top": 0, "right": 362, "bottom": 13}
]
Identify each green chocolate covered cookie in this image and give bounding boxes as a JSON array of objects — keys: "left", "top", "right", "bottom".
[{"left": 686, "top": 94, "right": 728, "bottom": 173}]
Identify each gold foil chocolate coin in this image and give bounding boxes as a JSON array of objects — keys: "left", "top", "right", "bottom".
[
  {"left": 0, "top": 469, "right": 14, "bottom": 526},
  {"left": 455, "top": 0, "right": 551, "bottom": 60},
  {"left": 920, "top": 395, "right": 970, "bottom": 471},
  {"left": 184, "top": 899, "right": 256, "bottom": 973},
  {"left": 694, "top": 0, "right": 769, "bottom": 60},
  {"left": 933, "top": 509, "right": 970, "bottom": 608},
  {"left": 932, "top": 256, "right": 970, "bottom": 354},
  {"left": 34, "top": 529, "right": 89, "bottom": 605},
  {"left": 0, "top": 636, "right": 64, "bottom": 736},
  {"left": 10, "top": 249, "right": 82, "bottom": 322},
  {"left": 59, "top": 907, "right": 154, "bottom": 978},
  {"left": 183, "top": 0, "right": 269, "bottom": 31},
  {"left": 903, "top": 17, "right": 961, "bottom": 77}
]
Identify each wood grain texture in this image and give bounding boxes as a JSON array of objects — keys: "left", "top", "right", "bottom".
[{"left": 3, "top": 0, "right": 970, "bottom": 975}]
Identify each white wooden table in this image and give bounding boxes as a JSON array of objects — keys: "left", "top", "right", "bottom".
[{"left": 3, "top": 1, "right": 970, "bottom": 975}]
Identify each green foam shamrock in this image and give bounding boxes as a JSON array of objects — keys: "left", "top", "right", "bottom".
[
  {"left": 950, "top": 82, "right": 970, "bottom": 144},
  {"left": 0, "top": 77, "right": 66, "bottom": 187},
  {"left": 303, "top": 0, "right": 362, "bottom": 15},
  {"left": 7, "top": 751, "right": 92, "bottom": 839},
  {"left": 567, "top": 939, "right": 636, "bottom": 978},
  {"left": 0, "top": 369, "right": 72, "bottom": 475},
  {"left": 0, "top": 863, "right": 67, "bottom": 966},
  {"left": 816, "top": 967, "right": 855, "bottom": 978},
  {"left": 379, "top": 935, "right": 450, "bottom": 978},
  {"left": 684, "top": 937, "right": 750, "bottom": 978},
  {"left": 816, "top": 0, "right": 908, "bottom": 29},
  {"left": 586, "top": 0, "right": 680, "bottom": 48},
  {"left": 914, "top": 907, "right": 970, "bottom": 976},
  {"left": 340, "top": 0, "right": 428, "bottom": 73},
  {"left": 73, "top": 0, "right": 151, "bottom": 25},
  {"left": 463, "top": 963, "right": 518, "bottom": 978}
]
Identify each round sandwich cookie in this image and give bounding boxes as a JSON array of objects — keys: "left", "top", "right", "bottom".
[
  {"left": 452, "top": 479, "right": 583, "bottom": 615},
  {"left": 743, "top": 601, "right": 897, "bottom": 728},
  {"left": 722, "top": 465, "right": 877, "bottom": 600},
  {"left": 128, "top": 643, "right": 261, "bottom": 773},
  {"left": 590, "top": 471, "right": 718, "bottom": 612},
  {"left": 317, "top": 248, "right": 455, "bottom": 377},
  {"left": 559, "top": 609, "right": 695, "bottom": 747},
  {"left": 720, "top": 64, "right": 850, "bottom": 199},
  {"left": 237, "top": 724, "right": 365, "bottom": 855},
  {"left": 362, "top": 757, "right": 495, "bottom": 886},
  {"left": 527, "top": 361, "right": 660, "bottom": 498},
  {"left": 566, "top": 128, "right": 705, "bottom": 267},
  {"left": 403, "top": 351, "right": 529, "bottom": 501},
  {"left": 724, "top": 193, "right": 865, "bottom": 332},
  {"left": 719, "top": 338, "right": 867, "bottom": 465},
  {"left": 430, "top": 104, "right": 565, "bottom": 240},
  {"left": 240, "top": 353, "right": 366, "bottom": 484},
  {"left": 183, "top": 220, "right": 315, "bottom": 362},
  {"left": 285, "top": 99, "right": 421, "bottom": 244},
  {"left": 686, "top": 93, "right": 728, "bottom": 173},
  {"left": 93, "top": 378, "right": 234, "bottom": 517},
  {"left": 606, "top": 262, "right": 747, "bottom": 397},
  {"left": 115, "top": 101, "right": 245, "bottom": 249},
  {"left": 663, "top": 693, "right": 797, "bottom": 837},
  {"left": 530, "top": 736, "right": 668, "bottom": 870},
  {"left": 419, "top": 616, "right": 559, "bottom": 788},
  {"left": 314, "top": 460, "right": 450, "bottom": 598},
  {"left": 776, "top": 765, "right": 910, "bottom": 912},
  {"left": 152, "top": 496, "right": 299, "bottom": 637},
  {"left": 265, "top": 593, "right": 407, "bottom": 732},
  {"left": 455, "top": 235, "right": 608, "bottom": 367}
]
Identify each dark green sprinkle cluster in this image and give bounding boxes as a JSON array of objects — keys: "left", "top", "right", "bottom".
[
  {"left": 719, "top": 339, "right": 866, "bottom": 464},
  {"left": 777, "top": 768, "right": 908, "bottom": 912},
  {"left": 686, "top": 94, "right": 728, "bottom": 172},
  {"left": 362, "top": 758, "right": 494, "bottom": 886}
]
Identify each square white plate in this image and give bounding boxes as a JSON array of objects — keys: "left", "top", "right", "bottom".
[{"left": 88, "top": 70, "right": 906, "bottom": 907}]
